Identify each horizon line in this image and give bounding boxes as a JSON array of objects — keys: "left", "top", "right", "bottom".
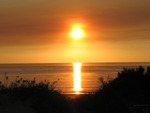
[{"left": 0, "top": 61, "right": 150, "bottom": 65}]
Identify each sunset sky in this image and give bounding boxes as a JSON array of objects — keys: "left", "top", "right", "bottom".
[{"left": 0, "top": 0, "right": 150, "bottom": 63}]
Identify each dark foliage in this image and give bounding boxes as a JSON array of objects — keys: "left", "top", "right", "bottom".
[
  {"left": 75, "top": 66, "right": 150, "bottom": 113},
  {"left": 0, "top": 78, "right": 71, "bottom": 113}
]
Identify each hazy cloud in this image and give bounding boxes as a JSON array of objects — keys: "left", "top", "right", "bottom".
[{"left": 0, "top": 0, "right": 150, "bottom": 46}]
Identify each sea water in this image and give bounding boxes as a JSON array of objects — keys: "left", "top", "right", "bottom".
[{"left": 0, "top": 62, "right": 150, "bottom": 94}]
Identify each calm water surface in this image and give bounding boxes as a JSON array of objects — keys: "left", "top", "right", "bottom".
[{"left": 0, "top": 62, "right": 150, "bottom": 94}]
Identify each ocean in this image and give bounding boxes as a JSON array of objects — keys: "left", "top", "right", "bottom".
[{"left": 0, "top": 62, "right": 150, "bottom": 94}]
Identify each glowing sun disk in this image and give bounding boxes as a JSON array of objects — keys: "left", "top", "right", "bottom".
[{"left": 71, "top": 28, "right": 84, "bottom": 39}]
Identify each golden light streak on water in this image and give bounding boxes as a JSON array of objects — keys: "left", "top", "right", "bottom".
[{"left": 73, "top": 62, "right": 82, "bottom": 93}]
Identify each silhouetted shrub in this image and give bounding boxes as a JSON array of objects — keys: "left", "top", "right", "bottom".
[
  {"left": 0, "top": 78, "right": 71, "bottom": 113},
  {"left": 75, "top": 66, "right": 150, "bottom": 113}
]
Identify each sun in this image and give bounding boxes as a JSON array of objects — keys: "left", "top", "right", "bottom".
[
  {"left": 71, "top": 28, "right": 84, "bottom": 39},
  {"left": 70, "top": 23, "right": 84, "bottom": 39}
]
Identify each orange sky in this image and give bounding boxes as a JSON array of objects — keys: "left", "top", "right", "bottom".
[{"left": 0, "top": 0, "right": 150, "bottom": 63}]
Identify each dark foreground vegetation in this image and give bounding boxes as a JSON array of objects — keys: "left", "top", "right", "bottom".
[
  {"left": 0, "top": 79, "right": 71, "bottom": 113},
  {"left": 75, "top": 66, "right": 150, "bottom": 113},
  {"left": 0, "top": 66, "right": 150, "bottom": 113}
]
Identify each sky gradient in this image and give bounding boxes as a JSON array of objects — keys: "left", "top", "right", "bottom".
[{"left": 0, "top": 0, "right": 150, "bottom": 63}]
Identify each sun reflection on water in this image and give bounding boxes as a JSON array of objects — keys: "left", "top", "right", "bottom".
[{"left": 73, "top": 62, "right": 82, "bottom": 94}]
